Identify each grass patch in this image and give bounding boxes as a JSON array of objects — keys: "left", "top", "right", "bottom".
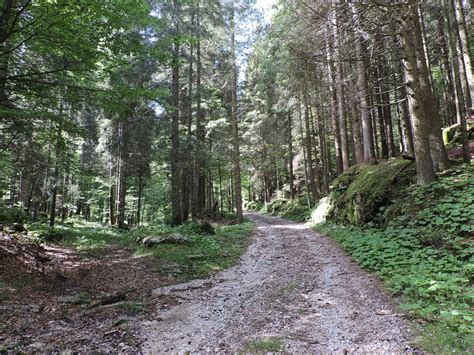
[
  {"left": 0, "top": 290, "right": 11, "bottom": 301},
  {"left": 119, "top": 301, "right": 146, "bottom": 315},
  {"left": 27, "top": 217, "right": 254, "bottom": 282},
  {"left": 28, "top": 219, "right": 122, "bottom": 251},
  {"left": 130, "top": 221, "right": 254, "bottom": 281},
  {"left": 4, "top": 275, "right": 33, "bottom": 289},
  {"left": 413, "top": 322, "right": 473, "bottom": 353},
  {"left": 25, "top": 217, "right": 254, "bottom": 283},
  {"left": 241, "top": 337, "right": 285, "bottom": 353},
  {"left": 271, "top": 283, "right": 298, "bottom": 300},
  {"left": 248, "top": 197, "right": 312, "bottom": 223}
]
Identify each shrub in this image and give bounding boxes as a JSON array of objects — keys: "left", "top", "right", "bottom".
[{"left": 0, "top": 207, "right": 28, "bottom": 225}]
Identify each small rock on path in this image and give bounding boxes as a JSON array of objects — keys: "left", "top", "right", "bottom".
[{"left": 142, "top": 212, "right": 412, "bottom": 353}]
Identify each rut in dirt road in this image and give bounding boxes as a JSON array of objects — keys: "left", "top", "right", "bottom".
[{"left": 142, "top": 213, "right": 412, "bottom": 353}]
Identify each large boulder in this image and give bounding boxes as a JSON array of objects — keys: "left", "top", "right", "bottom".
[
  {"left": 442, "top": 121, "right": 474, "bottom": 144},
  {"left": 8, "top": 223, "right": 27, "bottom": 234},
  {"left": 328, "top": 158, "right": 415, "bottom": 226},
  {"left": 137, "top": 233, "right": 188, "bottom": 247}
]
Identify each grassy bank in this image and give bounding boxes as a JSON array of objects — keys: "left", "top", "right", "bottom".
[{"left": 319, "top": 165, "right": 473, "bottom": 352}]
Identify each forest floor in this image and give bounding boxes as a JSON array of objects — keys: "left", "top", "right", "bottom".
[
  {"left": 1, "top": 212, "right": 414, "bottom": 353},
  {"left": 1, "top": 218, "right": 253, "bottom": 353},
  {"left": 0, "top": 239, "right": 173, "bottom": 352},
  {"left": 142, "top": 212, "right": 413, "bottom": 353}
]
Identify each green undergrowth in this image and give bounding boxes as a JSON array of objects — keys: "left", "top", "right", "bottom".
[
  {"left": 316, "top": 166, "right": 474, "bottom": 352},
  {"left": 25, "top": 218, "right": 254, "bottom": 281},
  {"left": 127, "top": 221, "right": 254, "bottom": 281},
  {"left": 240, "top": 337, "right": 285, "bottom": 353},
  {"left": 27, "top": 220, "right": 122, "bottom": 251},
  {"left": 247, "top": 197, "right": 312, "bottom": 222}
]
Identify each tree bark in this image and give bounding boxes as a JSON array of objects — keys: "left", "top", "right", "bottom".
[
  {"left": 137, "top": 175, "right": 143, "bottom": 226},
  {"left": 303, "top": 95, "right": 319, "bottom": 202},
  {"left": 49, "top": 126, "right": 62, "bottom": 227},
  {"left": 453, "top": 0, "right": 473, "bottom": 107},
  {"left": 117, "top": 174, "right": 127, "bottom": 229},
  {"left": 348, "top": 63, "right": 364, "bottom": 164},
  {"left": 0, "top": 0, "right": 14, "bottom": 105},
  {"left": 229, "top": 6, "right": 243, "bottom": 222},
  {"left": 350, "top": 4, "right": 376, "bottom": 163},
  {"left": 170, "top": 0, "right": 182, "bottom": 225},
  {"left": 316, "top": 95, "right": 330, "bottom": 193},
  {"left": 287, "top": 111, "right": 295, "bottom": 200},
  {"left": 333, "top": 13, "right": 350, "bottom": 170},
  {"left": 193, "top": 1, "right": 206, "bottom": 217},
  {"left": 400, "top": 1, "right": 437, "bottom": 184},
  {"left": 411, "top": 3, "right": 450, "bottom": 171},
  {"left": 437, "top": 14, "right": 458, "bottom": 124},
  {"left": 326, "top": 29, "right": 343, "bottom": 174}
]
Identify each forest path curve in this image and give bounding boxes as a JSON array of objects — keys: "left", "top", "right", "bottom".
[{"left": 142, "top": 213, "right": 412, "bottom": 353}]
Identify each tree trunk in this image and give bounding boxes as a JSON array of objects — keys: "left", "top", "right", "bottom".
[
  {"left": 381, "top": 38, "right": 396, "bottom": 157},
  {"left": 61, "top": 172, "right": 69, "bottom": 222},
  {"left": 0, "top": 0, "right": 14, "bottom": 105},
  {"left": 193, "top": 2, "right": 206, "bottom": 217},
  {"left": 218, "top": 158, "right": 224, "bottom": 214},
  {"left": 326, "top": 30, "right": 343, "bottom": 174},
  {"left": 351, "top": 4, "right": 376, "bottom": 162},
  {"left": 297, "top": 97, "right": 312, "bottom": 206},
  {"left": 137, "top": 175, "right": 143, "bottom": 226},
  {"left": 453, "top": 0, "right": 473, "bottom": 106},
  {"left": 400, "top": 0, "right": 437, "bottom": 184},
  {"left": 398, "top": 71, "right": 415, "bottom": 156},
  {"left": 229, "top": 6, "right": 243, "bottom": 223},
  {"left": 316, "top": 95, "right": 330, "bottom": 193},
  {"left": 109, "top": 156, "right": 116, "bottom": 225},
  {"left": 349, "top": 64, "right": 364, "bottom": 164},
  {"left": 303, "top": 95, "right": 319, "bottom": 202},
  {"left": 49, "top": 126, "right": 62, "bottom": 227},
  {"left": 170, "top": 0, "right": 182, "bottom": 225},
  {"left": 333, "top": 14, "right": 350, "bottom": 170},
  {"left": 375, "top": 73, "right": 389, "bottom": 159},
  {"left": 117, "top": 176, "right": 127, "bottom": 229},
  {"left": 287, "top": 111, "right": 295, "bottom": 200},
  {"left": 309, "top": 104, "right": 322, "bottom": 194},
  {"left": 444, "top": 1, "right": 467, "bottom": 126},
  {"left": 412, "top": 2, "right": 450, "bottom": 171}
]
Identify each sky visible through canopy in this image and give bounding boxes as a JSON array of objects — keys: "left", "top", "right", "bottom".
[{"left": 256, "top": 0, "right": 277, "bottom": 23}]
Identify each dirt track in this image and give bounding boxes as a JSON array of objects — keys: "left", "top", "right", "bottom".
[{"left": 142, "top": 213, "right": 412, "bottom": 353}]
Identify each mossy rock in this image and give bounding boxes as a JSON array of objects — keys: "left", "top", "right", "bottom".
[
  {"left": 328, "top": 158, "right": 416, "bottom": 226},
  {"left": 198, "top": 221, "right": 215, "bottom": 235},
  {"left": 442, "top": 121, "right": 474, "bottom": 144},
  {"left": 184, "top": 221, "right": 215, "bottom": 235}
]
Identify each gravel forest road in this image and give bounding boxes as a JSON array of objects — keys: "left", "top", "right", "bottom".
[{"left": 142, "top": 212, "right": 412, "bottom": 353}]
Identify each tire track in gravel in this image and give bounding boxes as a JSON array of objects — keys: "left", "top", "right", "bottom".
[{"left": 142, "top": 212, "right": 412, "bottom": 353}]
